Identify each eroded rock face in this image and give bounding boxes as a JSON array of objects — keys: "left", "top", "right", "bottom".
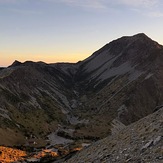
[
  {"left": 65, "top": 108, "right": 163, "bottom": 163},
  {"left": 0, "top": 33, "right": 163, "bottom": 146}
]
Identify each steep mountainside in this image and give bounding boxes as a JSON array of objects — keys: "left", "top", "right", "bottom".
[
  {"left": 0, "top": 61, "right": 78, "bottom": 145},
  {"left": 0, "top": 33, "right": 163, "bottom": 147},
  {"left": 70, "top": 33, "right": 163, "bottom": 138},
  {"left": 65, "top": 108, "right": 163, "bottom": 163}
]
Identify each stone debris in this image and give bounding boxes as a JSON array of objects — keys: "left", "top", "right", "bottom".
[
  {"left": 141, "top": 140, "right": 153, "bottom": 151},
  {"left": 65, "top": 108, "right": 163, "bottom": 163},
  {"left": 153, "top": 136, "right": 162, "bottom": 145}
]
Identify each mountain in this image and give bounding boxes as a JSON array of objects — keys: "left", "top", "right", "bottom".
[
  {"left": 65, "top": 108, "right": 163, "bottom": 163},
  {"left": 0, "top": 33, "right": 163, "bottom": 149}
]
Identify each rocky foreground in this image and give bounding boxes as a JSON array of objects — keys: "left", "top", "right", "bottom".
[{"left": 65, "top": 108, "right": 163, "bottom": 163}]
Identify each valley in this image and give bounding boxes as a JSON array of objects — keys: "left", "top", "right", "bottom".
[{"left": 0, "top": 33, "right": 163, "bottom": 162}]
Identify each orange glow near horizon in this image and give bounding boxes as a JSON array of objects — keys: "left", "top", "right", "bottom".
[{"left": 0, "top": 52, "right": 90, "bottom": 67}]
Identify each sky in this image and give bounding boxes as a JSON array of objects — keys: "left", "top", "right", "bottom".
[{"left": 0, "top": 0, "right": 163, "bottom": 67}]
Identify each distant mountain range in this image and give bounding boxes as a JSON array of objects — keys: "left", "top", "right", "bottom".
[{"left": 0, "top": 33, "right": 163, "bottom": 155}]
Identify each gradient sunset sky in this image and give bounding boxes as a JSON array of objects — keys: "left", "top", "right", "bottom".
[{"left": 1, "top": 0, "right": 163, "bottom": 67}]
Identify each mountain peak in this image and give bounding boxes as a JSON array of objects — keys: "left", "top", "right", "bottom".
[
  {"left": 133, "top": 33, "right": 147, "bottom": 37},
  {"left": 107, "top": 33, "right": 160, "bottom": 52},
  {"left": 9, "top": 60, "right": 22, "bottom": 67},
  {"left": 0, "top": 34, "right": 163, "bottom": 162},
  {"left": 132, "top": 33, "right": 152, "bottom": 40},
  {"left": 119, "top": 33, "right": 152, "bottom": 42}
]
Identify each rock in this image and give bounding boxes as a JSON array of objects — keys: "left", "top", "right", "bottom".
[
  {"left": 65, "top": 109, "right": 163, "bottom": 163},
  {"left": 125, "top": 158, "right": 132, "bottom": 162},
  {"left": 141, "top": 140, "right": 153, "bottom": 151},
  {"left": 156, "top": 156, "right": 163, "bottom": 160},
  {"left": 153, "top": 136, "right": 162, "bottom": 145}
]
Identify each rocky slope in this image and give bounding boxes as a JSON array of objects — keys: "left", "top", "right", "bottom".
[
  {"left": 68, "top": 33, "right": 163, "bottom": 139},
  {"left": 65, "top": 108, "right": 163, "bottom": 163},
  {"left": 0, "top": 33, "right": 163, "bottom": 148}
]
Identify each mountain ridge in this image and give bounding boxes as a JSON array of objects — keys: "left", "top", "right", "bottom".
[{"left": 0, "top": 33, "right": 163, "bottom": 150}]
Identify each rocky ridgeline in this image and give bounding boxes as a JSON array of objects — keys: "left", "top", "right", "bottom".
[
  {"left": 65, "top": 108, "right": 163, "bottom": 163},
  {"left": 0, "top": 33, "right": 163, "bottom": 151}
]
